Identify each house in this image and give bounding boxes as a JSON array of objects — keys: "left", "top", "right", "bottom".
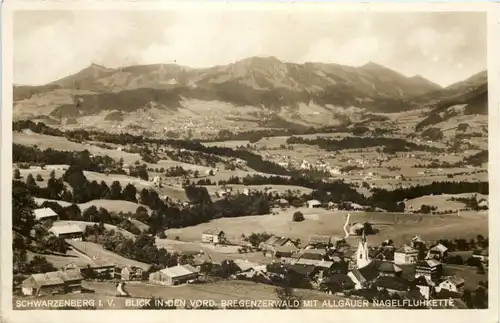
[
  {"left": 348, "top": 261, "right": 379, "bottom": 290},
  {"left": 306, "top": 200, "right": 322, "bottom": 208},
  {"left": 374, "top": 261, "right": 402, "bottom": 277},
  {"left": 372, "top": 276, "right": 411, "bottom": 295},
  {"left": 22, "top": 269, "right": 83, "bottom": 296},
  {"left": 34, "top": 208, "right": 58, "bottom": 222},
  {"left": 308, "top": 235, "right": 333, "bottom": 248},
  {"left": 427, "top": 243, "right": 448, "bottom": 260},
  {"left": 394, "top": 245, "right": 419, "bottom": 265},
  {"left": 414, "top": 275, "right": 433, "bottom": 299},
  {"left": 415, "top": 259, "right": 442, "bottom": 282},
  {"left": 276, "top": 198, "right": 290, "bottom": 209},
  {"left": 149, "top": 264, "right": 199, "bottom": 286},
  {"left": 48, "top": 224, "right": 83, "bottom": 240},
  {"left": 435, "top": 276, "right": 465, "bottom": 295},
  {"left": 299, "top": 248, "right": 328, "bottom": 260},
  {"left": 233, "top": 259, "right": 259, "bottom": 274},
  {"left": 121, "top": 266, "right": 144, "bottom": 281},
  {"left": 259, "top": 235, "right": 297, "bottom": 257},
  {"left": 201, "top": 229, "right": 226, "bottom": 244},
  {"left": 152, "top": 176, "right": 162, "bottom": 187}
]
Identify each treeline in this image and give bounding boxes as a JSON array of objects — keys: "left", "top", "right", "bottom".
[
  {"left": 13, "top": 120, "right": 291, "bottom": 176},
  {"left": 464, "top": 150, "right": 488, "bottom": 166},
  {"left": 197, "top": 174, "right": 488, "bottom": 212},
  {"left": 17, "top": 166, "right": 141, "bottom": 204},
  {"left": 370, "top": 181, "right": 488, "bottom": 209},
  {"left": 286, "top": 136, "right": 441, "bottom": 153}
]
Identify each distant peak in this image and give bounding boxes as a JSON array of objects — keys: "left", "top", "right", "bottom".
[
  {"left": 88, "top": 62, "right": 112, "bottom": 71},
  {"left": 361, "top": 61, "right": 386, "bottom": 69}
]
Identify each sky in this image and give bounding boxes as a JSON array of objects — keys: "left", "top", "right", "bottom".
[{"left": 13, "top": 10, "right": 487, "bottom": 87}]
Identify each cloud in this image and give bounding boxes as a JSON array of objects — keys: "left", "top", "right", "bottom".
[{"left": 13, "top": 10, "right": 486, "bottom": 87}]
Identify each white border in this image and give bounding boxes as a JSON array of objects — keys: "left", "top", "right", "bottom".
[{"left": 1, "top": 2, "right": 499, "bottom": 323}]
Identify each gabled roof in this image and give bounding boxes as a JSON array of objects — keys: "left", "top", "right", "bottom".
[
  {"left": 29, "top": 269, "right": 83, "bottom": 287},
  {"left": 49, "top": 224, "right": 83, "bottom": 235},
  {"left": 307, "top": 200, "right": 321, "bottom": 206},
  {"left": 233, "top": 259, "right": 259, "bottom": 272},
  {"left": 159, "top": 264, "right": 199, "bottom": 278},
  {"left": 350, "top": 262, "right": 379, "bottom": 284},
  {"left": 289, "top": 264, "right": 316, "bottom": 276},
  {"left": 416, "top": 259, "right": 441, "bottom": 268},
  {"left": 395, "top": 245, "right": 418, "bottom": 254},
  {"left": 375, "top": 261, "right": 402, "bottom": 273},
  {"left": 34, "top": 208, "right": 58, "bottom": 220},
  {"left": 309, "top": 235, "right": 331, "bottom": 244},
  {"left": 442, "top": 275, "right": 465, "bottom": 286},
  {"left": 202, "top": 228, "right": 224, "bottom": 235},
  {"left": 295, "top": 259, "right": 334, "bottom": 269},
  {"left": 430, "top": 243, "right": 448, "bottom": 253},
  {"left": 324, "top": 274, "right": 355, "bottom": 287},
  {"left": 262, "top": 235, "right": 291, "bottom": 247},
  {"left": 30, "top": 272, "right": 65, "bottom": 286}
]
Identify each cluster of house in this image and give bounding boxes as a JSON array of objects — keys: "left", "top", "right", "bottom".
[{"left": 34, "top": 208, "right": 85, "bottom": 240}]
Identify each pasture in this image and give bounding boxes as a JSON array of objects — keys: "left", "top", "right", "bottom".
[{"left": 165, "top": 208, "right": 488, "bottom": 247}]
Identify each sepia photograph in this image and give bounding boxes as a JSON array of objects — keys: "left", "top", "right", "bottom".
[{"left": 1, "top": 2, "right": 498, "bottom": 322}]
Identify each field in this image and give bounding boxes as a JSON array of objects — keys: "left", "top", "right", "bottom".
[
  {"left": 404, "top": 193, "right": 488, "bottom": 213},
  {"left": 65, "top": 240, "right": 150, "bottom": 270},
  {"left": 165, "top": 208, "right": 488, "bottom": 247}
]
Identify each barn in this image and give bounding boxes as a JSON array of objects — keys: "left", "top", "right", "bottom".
[
  {"left": 22, "top": 269, "right": 83, "bottom": 296},
  {"left": 149, "top": 264, "right": 199, "bottom": 286}
]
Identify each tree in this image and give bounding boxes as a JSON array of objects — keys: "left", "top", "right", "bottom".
[
  {"left": 122, "top": 184, "right": 138, "bottom": 203},
  {"left": 36, "top": 174, "right": 44, "bottom": 182},
  {"left": 292, "top": 211, "right": 305, "bottom": 222},
  {"left": 12, "top": 182, "right": 36, "bottom": 235},
  {"left": 110, "top": 181, "right": 123, "bottom": 200},
  {"left": 27, "top": 256, "right": 57, "bottom": 273},
  {"left": 82, "top": 205, "right": 99, "bottom": 222},
  {"left": 13, "top": 168, "right": 21, "bottom": 179}
]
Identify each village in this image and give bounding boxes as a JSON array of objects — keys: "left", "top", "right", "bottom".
[{"left": 16, "top": 204, "right": 489, "bottom": 310}]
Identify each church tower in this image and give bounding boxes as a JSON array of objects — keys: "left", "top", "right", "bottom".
[{"left": 355, "top": 230, "right": 371, "bottom": 269}]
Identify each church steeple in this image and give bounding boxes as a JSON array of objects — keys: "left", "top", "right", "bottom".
[{"left": 356, "top": 229, "right": 371, "bottom": 269}]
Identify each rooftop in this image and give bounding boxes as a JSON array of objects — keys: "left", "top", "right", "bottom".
[
  {"left": 159, "top": 264, "right": 199, "bottom": 278},
  {"left": 34, "top": 208, "right": 58, "bottom": 220},
  {"left": 202, "top": 228, "right": 224, "bottom": 236},
  {"left": 49, "top": 224, "right": 83, "bottom": 235}
]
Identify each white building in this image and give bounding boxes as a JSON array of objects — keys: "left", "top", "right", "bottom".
[
  {"left": 34, "top": 208, "right": 58, "bottom": 222},
  {"left": 435, "top": 276, "right": 465, "bottom": 295},
  {"left": 394, "top": 245, "right": 419, "bottom": 265}
]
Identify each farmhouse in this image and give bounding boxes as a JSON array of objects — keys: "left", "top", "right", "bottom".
[
  {"left": 428, "top": 243, "right": 448, "bottom": 260},
  {"left": 394, "top": 245, "right": 419, "bottom": 265},
  {"left": 348, "top": 262, "right": 379, "bottom": 290},
  {"left": 49, "top": 224, "right": 83, "bottom": 240},
  {"left": 308, "top": 235, "right": 333, "bottom": 248},
  {"left": 259, "top": 235, "right": 297, "bottom": 257},
  {"left": 298, "top": 248, "right": 328, "bottom": 261},
  {"left": 306, "top": 200, "right": 322, "bottom": 208},
  {"left": 201, "top": 229, "right": 226, "bottom": 244},
  {"left": 276, "top": 198, "right": 290, "bottom": 208},
  {"left": 34, "top": 208, "right": 58, "bottom": 222},
  {"left": 21, "top": 269, "right": 83, "bottom": 296},
  {"left": 435, "top": 276, "right": 465, "bottom": 295},
  {"left": 415, "top": 259, "right": 443, "bottom": 282},
  {"left": 374, "top": 261, "right": 403, "bottom": 277},
  {"left": 121, "top": 266, "right": 144, "bottom": 281},
  {"left": 149, "top": 264, "right": 199, "bottom": 286}
]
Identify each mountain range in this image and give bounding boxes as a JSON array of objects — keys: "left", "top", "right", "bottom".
[{"left": 13, "top": 56, "right": 488, "bottom": 136}]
